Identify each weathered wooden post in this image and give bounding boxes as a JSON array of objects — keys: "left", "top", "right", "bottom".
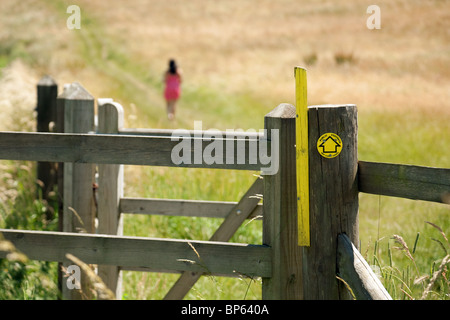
[
  {"left": 303, "top": 104, "right": 359, "bottom": 299},
  {"left": 97, "top": 99, "right": 124, "bottom": 299},
  {"left": 57, "top": 82, "right": 96, "bottom": 300},
  {"left": 262, "top": 103, "right": 303, "bottom": 299},
  {"left": 262, "top": 103, "right": 359, "bottom": 300},
  {"left": 36, "top": 75, "right": 58, "bottom": 211},
  {"left": 37, "top": 75, "right": 58, "bottom": 133}
]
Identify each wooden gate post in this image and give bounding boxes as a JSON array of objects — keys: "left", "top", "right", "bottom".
[
  {"left": 262, "top": 103, "right": 303, "bottom": 299},
  {"left": 97, "top": 100, "right": 124, "bottom": 299},
  {"left": 57, "top": 82, "right": 96, "bottom": 300},
  {"left": 303, "top": 104, "right": 359, "bottom": 299},
  {"left": 36, "top": 75, "right": 58, "bottom": 209}
]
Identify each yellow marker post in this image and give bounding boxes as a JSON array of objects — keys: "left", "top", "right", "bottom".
[{"left": 295, "top": 67, "right": 310, "bottom": 246}]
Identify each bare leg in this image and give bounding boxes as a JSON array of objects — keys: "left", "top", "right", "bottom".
[{"left": 167, "top": 100, "right": 176, "bottom": 120}]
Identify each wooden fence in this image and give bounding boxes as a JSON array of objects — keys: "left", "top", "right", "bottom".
[{"left": 0, "top": 77, "right": 449, "bottom": 300}]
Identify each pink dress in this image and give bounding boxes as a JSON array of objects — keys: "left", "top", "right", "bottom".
[{"left": 164, "top": 73, "right": 181, "bottom": 101}]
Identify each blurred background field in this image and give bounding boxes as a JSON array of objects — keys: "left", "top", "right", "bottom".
[{"left": 0, "top": 0, "right": 449, "bottom": 299}]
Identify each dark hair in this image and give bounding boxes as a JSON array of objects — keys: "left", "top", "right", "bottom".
[{"left": 168, "top": 59, "right": 177, "bottom": 74}]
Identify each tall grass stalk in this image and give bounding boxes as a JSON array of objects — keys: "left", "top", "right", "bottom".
[{"left": 368, "top": 222, "right": 449, "bottom": 300}]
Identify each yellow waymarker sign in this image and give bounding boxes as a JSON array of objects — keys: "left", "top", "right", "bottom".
[
  {"left": 317, "top": 133, "right": 343, "bottom": 158},
  {"left": 295, "top": 67, "right": 310, "bottom": 246}
]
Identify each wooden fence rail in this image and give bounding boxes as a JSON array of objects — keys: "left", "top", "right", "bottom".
[
  {"left": 0, "top": 229, "right": 271, "bottom": 278},
  {"left": 358, "top": 161, "right": 450, "bottom": 204},
  {"left": 119, "top": 127, "right": 263, "bottom": 139},
  {"left": 0, "top": 132, "right": 264, "bottom": 170},
  {"left": 119, "top": 198, "right": 263, "bottom": 220},
  {"left": 1, "top": 77, "right": 449, "bottom": 300}
]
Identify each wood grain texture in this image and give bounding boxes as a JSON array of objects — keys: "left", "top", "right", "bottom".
[
  {"left": 262, "top": 103, "right": 303, "bottom": 300},
  {"left": 97, "top": 101, "right": 125, "bottom": 298},
  {"left": 0, "top": 132, "right": 263, "bottom": 170},
  {"left": 358, "top": 161, "right": 450, "bottom": 203},
  {"left": 119, "top": 197, "right": 262, "bottom": 220},
  {"left": 337, "top": 234, "right": 392, "bottom": 300},
  {"left": 120, "top": 128, "right": 262, "bottom": 139},
  {"left": 57, "top": 82, "right": 96, "bottom": 300},
  {"left": 0, "top": 229, "right": 271, "bottom": 278},
  {"left": 57, "top": 83, "right": 96, "bottom": 234},
  {"left": 303, "top": 104, "right": 359, "bottom": 300}
]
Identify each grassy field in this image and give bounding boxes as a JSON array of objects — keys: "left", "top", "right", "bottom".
[{"left": 0, "top": 0, "right": 449, "bottom": 300}]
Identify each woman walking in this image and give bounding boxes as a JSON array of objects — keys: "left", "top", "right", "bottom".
[{"left": 163, "top": 59, "right": 182, "bottom": 120}]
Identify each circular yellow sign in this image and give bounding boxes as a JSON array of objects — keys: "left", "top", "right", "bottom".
[{"left": 317, "top": 133, "right": 343, "bottom": 158}]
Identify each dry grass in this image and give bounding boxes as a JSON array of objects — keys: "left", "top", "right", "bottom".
[
  {"left": 392, "top": 234, "right": 415, "bottom": 261},
  {"left": 72, "top": 0, "right": 450, "bottom": 116},
  {"left": 1, "top": 0, "right": 448, "bottom": 120},
  {"left": 0, "top": 60, "right": 37, "bottom": 132},
  {"left": 0, "top": 0, "right": 449, "bottom": 300},
  {"left": 0, "top": 233, "right": 28, "bottom": 264},
  {"left": 65, "top": 253, "right": 116, "bottom": 300},
  {"left": 421, "top": 254, "right": 450, "bottom": 300},
  {"left": 0, "top": 61, "right": 39, "bottom": 207},
  {"left": 3, "top": 0, "right": 448, "bottom": 124}
]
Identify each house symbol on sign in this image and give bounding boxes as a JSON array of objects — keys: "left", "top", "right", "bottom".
[{"left": 318, "top": 136, "right": 341, "bottom": 154}]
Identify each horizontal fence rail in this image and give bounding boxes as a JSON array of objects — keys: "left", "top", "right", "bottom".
[
  {"left": 119, "top": 198, "right": 263, "bottom": 220},
  {"left": 358, "top": 161, "right": 450, "bottom": 204},
  {"left": 0, "top": 131, "right": 268, "bottom": 170},
  {"left": 2, "top": 133, "right": 447, "bottom": 201},
  {"left": 0, "top": 229, "right": 271, "bottom": 278},
  {"left": 119, "top": 128, "right": 263, "bottom": 139}
]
